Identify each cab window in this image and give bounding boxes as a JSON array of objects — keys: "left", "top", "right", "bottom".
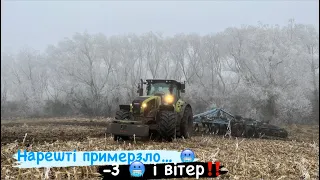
[{"left": 147, "top": 83, "right": 177, "bottom": 96}]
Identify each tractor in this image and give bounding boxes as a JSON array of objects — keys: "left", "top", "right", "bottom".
[{"left": 107, "top": 79, "right": 194, "bottom": 141}]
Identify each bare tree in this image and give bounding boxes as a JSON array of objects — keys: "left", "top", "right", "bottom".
[
  {"left": 8, "top": 48, "right": 49, "bottom": 116},
  {"left": 48, "top": 32, "right": 115, "bottom": 116},
  {"left": 2, "top": 22, "right": 318, "bottom": 123}
]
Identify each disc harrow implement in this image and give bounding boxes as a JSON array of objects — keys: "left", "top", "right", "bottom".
[{"left": 192, "top": 108, "right": 288, "bottom": 139}]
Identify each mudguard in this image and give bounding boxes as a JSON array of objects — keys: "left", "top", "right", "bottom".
[{"left": 178, "top": 102, "right": 192, "bottom": 118}]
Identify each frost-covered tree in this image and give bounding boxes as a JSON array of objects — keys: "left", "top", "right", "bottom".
[{"left": 1, "top": 22, "right": 318, "bottom": 124}]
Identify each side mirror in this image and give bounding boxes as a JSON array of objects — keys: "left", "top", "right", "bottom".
[{"left": 181, "top": 83, "right": 185, "bottom": 90}]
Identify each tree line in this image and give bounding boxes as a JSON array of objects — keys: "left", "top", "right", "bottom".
[{"left": 1, "top": 20, "right": 319, "bottom": 124}]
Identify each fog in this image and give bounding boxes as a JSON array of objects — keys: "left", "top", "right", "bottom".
[
  {"left": 1, "top": 1, "right": 319, "bottom": 124},
  {"left": 2, "top": 1, "right": 318, "bottom": 52}
]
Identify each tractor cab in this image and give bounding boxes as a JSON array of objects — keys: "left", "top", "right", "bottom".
[
  {"left": 146, "top": 81, "right": 178, "bottom": 96},
  {"left": 144, "top": 79, "right": 185, "bottom": 104},
  {"left": 136, "top": 79, "right": 185, "bottom": 104}
]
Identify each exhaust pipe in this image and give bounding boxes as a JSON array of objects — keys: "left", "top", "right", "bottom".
[{"left": 138, "top": 79, "right": 143, "bottom": 96}]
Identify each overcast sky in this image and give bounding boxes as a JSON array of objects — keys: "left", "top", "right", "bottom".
[{"left": 1, "top": 0, "right": 319, "bottom": 53}]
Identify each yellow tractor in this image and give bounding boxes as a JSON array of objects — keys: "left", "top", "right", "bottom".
[{"left": 107, "top": 79, "right": 193, "bottom": 141}]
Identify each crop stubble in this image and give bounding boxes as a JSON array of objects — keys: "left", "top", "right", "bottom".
[{"left": 1, "top": 118, "right": 319, "bottom": 180}]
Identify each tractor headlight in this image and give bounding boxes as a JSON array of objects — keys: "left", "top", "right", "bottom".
[
  {"left": 164, "top": 94, "right": 174, "bottom": 104},
  {"left": 142, "top": 103, "right": 147, "bottom": 108}
]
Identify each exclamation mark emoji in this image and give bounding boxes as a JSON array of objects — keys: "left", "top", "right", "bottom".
[
  {"left": 216, "top": 161, "right": 220, "bottom": 177},
  {"left": 208, "top": 161, "right": 212, "bottom": 176}
]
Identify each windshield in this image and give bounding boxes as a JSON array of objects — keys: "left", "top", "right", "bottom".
[{"left": 147, "top": 83, "right": 177, "bottom": 96}]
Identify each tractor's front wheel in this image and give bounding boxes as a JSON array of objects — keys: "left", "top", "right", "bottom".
[
  {"left": 113, "top": 109, "right": 131, "bottom": 141},
  {"left": 157, "top": 111, "right": 177, "bottom": 142}
]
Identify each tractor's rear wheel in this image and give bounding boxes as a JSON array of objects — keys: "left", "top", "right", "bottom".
[
  {"left": 113, "top": 109, "right": 130, "bottom": 141},
  {"left": 180, "top": 106, "right": 193, "bottom": 138},
  {"left": 157, "top": 111, "right": 177, "bottom": 142}
]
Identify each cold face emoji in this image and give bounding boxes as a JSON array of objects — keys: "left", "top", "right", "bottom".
[
  {"left": 180, "top": 149, "right": 195, "bottom": 162},
  {"left": 129, "top": 161, "right": 145, "bottom": 177}
]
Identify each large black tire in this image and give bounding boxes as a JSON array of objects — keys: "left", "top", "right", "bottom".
[
  {"left": 115, "top": 109, "right": 131, "bottom": 120},
  {"left": 180, "top": 106, "right": 193, "bottom": 138},
  {"left": 113, "top": 109, "right": 130, "bottom": 141},
  {"left": 157, "top": 111, "right": 177, "bottom": 142}
]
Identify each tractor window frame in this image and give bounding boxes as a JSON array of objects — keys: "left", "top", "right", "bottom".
[{"left": 146, "top": 82, "right": 178, "bottom": 96}]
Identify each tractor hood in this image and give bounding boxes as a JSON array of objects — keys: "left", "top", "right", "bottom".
[
  {"left": 132, "top": 96, "right": 151, "bottom": 104},
  {"left": 131, "top": 95, "right": 163, "bottom": 115}
]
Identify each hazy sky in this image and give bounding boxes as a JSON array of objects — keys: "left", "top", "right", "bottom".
[{"left": 1, "top": 0, "right": 319, "bottom": 53}]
